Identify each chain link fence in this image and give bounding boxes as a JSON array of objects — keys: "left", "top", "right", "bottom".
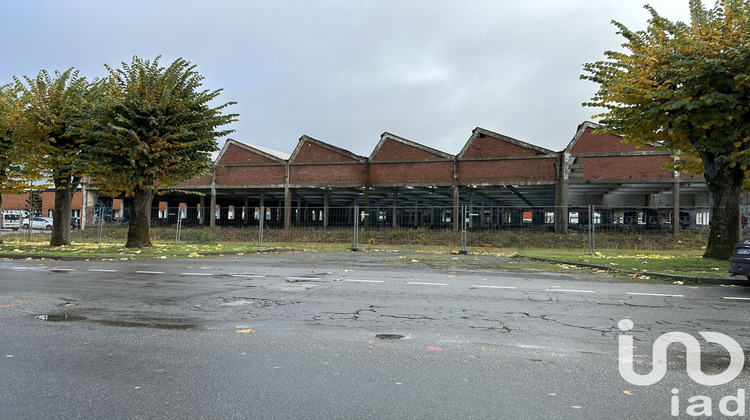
[{"left": 47, "top": 204, "right": 716, "bottom": 251}]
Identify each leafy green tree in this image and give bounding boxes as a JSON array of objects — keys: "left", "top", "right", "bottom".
[
  {"left": 0, "top": 85, "right": 48, "bottom": 243},
  {"left": 86, "top": 56, "right": 237, "bottom": 248},
  {"left": 11, "top": 69, "right": 89, "bottom": 246},
  {"left": 582, "top": 0, "right": 750, "bottom": 259}
]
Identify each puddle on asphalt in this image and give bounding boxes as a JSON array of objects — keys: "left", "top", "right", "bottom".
[
  {"left": 375, "top": 334, "right": 405, "bottom": 340},
  {"left": 35, "top": 314, "right": 87, "bottom": 322},
  {"left": 34, "top": 314, "right": 194, "bottom": 330},
  {"left": 94, "top": 320, "right": 194, "bottom": 330}
]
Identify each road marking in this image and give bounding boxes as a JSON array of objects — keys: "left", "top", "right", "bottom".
[
  {"left": 407, "top": 282, "right": 449, "bottom": 286},
  {"left": 472, "top": 285, "right": 518, "bottom": 289},
  {"left": 180, "top": 272, "right": 215, "bottom": 276},
  {"left": 230, "top": 274, "right": 266, "bottom": 278},
  {"left": 723, "top": 297, "right": 750, "bottom": 301},
  {"left": 344, "top": 279, "right": 385, "bottom": 283},
  {"left": 134, "top": 271, "right": 165, "bottom": 274},
  {"left": 544, "top": 288, "right": 595, "bottom": 293},
  {"left": 88, "top": 269, "right": 118, "bottom": 273},
  {"left": 627, "top": 292, "right": 684, "bottom": 298}
]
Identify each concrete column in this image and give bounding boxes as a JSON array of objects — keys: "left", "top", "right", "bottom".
[
  {"left": 259, "top": 194, "right": 265, "bottom": 225},
  {"left": 453, "top": 186, "right": 460, "bottom": 232},
  {"left": 468, "top": 192, "right": 474, "bottom": 229},
  {"left": 199, "top": 195, "right": 205, "bottom": 225},
  {"left": 296, "top": 196, "right": 302, "bottom": 225},
  {"left": 554, "top": 152, "right": 569, "bottom": 234},
  {"left": 284, "top": 162, "right": 291, "bottom": 229},
  {"left": 284, "top": 187, "right": 291, "bottom": 229},
  {"left": 453, "top": 157, "right": 460, "bottom": 232},
  {"left": 243, "top": 197, "right": 249, "bottom": 225},
  {"left": 209, "top": 168, "right": 216, "bottom": 229},
  {"left": 392, "top": 188, "right": 398, "bottom": 228},
  {"left": 364, "top": 160, "right": 371, "bottom": 229}
]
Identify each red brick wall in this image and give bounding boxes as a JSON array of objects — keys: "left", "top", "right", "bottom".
[
  {"left": 219, "top": 144, "right": 278, "bottom": 165},
  {"left": 215, "top": 166, "right": 286, "bottom": 185},
  {"left": 290, "top": 164, "right": 366, "bottom": 185},
  {"left": 462, "top": 136, "right": 539, "bottom": 159},
  {"left": 584, "top": 155, "right": 674, "bottom": 179},
  {"left": 293, "top": 141, "right": 359, "bottom": 163},
  {"left": 372, "top": 138, "right": 447, "bottom": 161},
  {"left": 370, "top": 161, "right": 454, "bottom": 184},
  {"left": 1, "top": 194, "right": 29, "bottom": 210},
  {"left": 2, "top": 191, "right": 83, "bottom": 214},
  {"left": 179, "top": 175, "right": 212, "bottom": 186},
  {"left": 571, "top": 127, "right": 658, "bottom": 154},
  {"left": 459, "top": 158, "right": 557, "bottom": 182}
]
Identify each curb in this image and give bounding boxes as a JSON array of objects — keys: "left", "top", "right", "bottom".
[{"left": 519, "top": 255, "right": 747, "bottom": 287}]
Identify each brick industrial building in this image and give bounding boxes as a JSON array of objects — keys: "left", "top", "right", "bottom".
[{"left": 0, "top": 121, "right": 712, "bottom": 232}]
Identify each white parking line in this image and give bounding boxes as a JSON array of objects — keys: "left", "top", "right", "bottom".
[
  {"left": 230, "top": 274, "right": 266, "bottom": 278},
  {"left": 180, "top": 273, "right": 215, "bottom": 276},
  {"left": 134, "top": 271, "right": 165, "bottom": 274},
  {"left": 344, "top": 279, "right": 385, "bottom": 283},
  {"left": 472, "top": 285, "right": 518, "bottom": 289},
  {"left": 627, "top": 292, "right": 684, "bottom": 298},
  {"left": 407, "top": 282, "right": 449, "bottom": 286},
  {"left": 544, "top": 288, "right": 595, "bottom": 293},
  {"left": 723, "top": 297, "right": 750, "bottom": 301}
]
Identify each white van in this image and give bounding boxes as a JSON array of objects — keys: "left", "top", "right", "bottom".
[{"left": 1, "top": 211, "right": 27, "bottom": 231}]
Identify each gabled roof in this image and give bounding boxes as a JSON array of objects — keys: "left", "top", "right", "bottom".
[
  {"left": 215, "top": 139, "right": 290, "bottom": 164},
  {"left": 458, "top": 127, "right": 556, "bottom": 159},
  {"left": 370, "top": 132, "right": 454, "bottom": 161},
  {"left": 563, "top": 121, "right": 603, "bottom": 154},
  {"left": 564, "top": 121, "right": 665, "bottom": 154},
  {"left": 290, "top": 135, "right": 366, "bottom": 163}
]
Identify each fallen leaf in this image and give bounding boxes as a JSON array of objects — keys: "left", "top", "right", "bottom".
[
  {"left": 236, "top": 329, "right": 254, "bottom": 334},
  {"left": 623, "top": 390, "right": 634, "bottom": 396},
  {"left": 571, "top": 406, "right": 582, "bottom": 409}
]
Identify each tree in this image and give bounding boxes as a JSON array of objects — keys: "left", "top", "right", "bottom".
[
  {"left": 12, "top": 69, "right": 92, "bottom": 246},
  {"left": 582, "top": 0, "right": 750, "bottom": 259},
  {"left": 0, "top": 85, "right": 48, "bottom": 243},
  {"left": 86, "top": 56, "right": 237, "bottom": 248}
]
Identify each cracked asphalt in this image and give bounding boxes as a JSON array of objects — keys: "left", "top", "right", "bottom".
[{"left": 2, "top": 251, "right": 750, "bottom": 419}]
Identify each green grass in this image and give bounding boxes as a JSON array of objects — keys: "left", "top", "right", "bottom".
[
  {"left": 517, "top": 248, "right": 730, "bottom": 279},
  {"left": 0, "top": 239, "right": 267, "bottom": 260},
  {"left": 0, "top": 234, "right": 734, "bottom": 280}
]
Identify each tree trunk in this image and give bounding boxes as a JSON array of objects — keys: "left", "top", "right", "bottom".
[
  {"left": 126, "top": 189, "right": 154, "bottom": 248},
  {"left": 50, "top": 179, "right": 77, "bottom": 247},
  {"left": 702, "top": 154, "right": 744, "bottom": 260}
]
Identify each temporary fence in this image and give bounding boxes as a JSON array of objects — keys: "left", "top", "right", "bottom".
[{"left": 58, "top": 205, "right": 719, "bottom": 252}]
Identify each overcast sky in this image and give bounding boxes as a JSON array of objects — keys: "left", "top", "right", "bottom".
[{"left": 1, "top": 1, "right": 704, "bottom": 157}]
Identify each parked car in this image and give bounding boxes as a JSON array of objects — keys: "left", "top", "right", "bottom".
[
  {"left": 1, "top": 213, "right": 23, "bottom": 231},
  {"left": 729, "top": 238, "right": 750, "bottom": 280},
  {"left": 23, "top": 217, "right": 53, "bottom": 230}
]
